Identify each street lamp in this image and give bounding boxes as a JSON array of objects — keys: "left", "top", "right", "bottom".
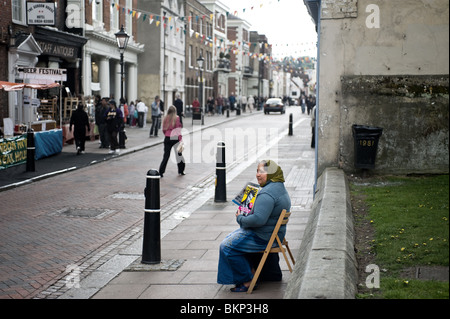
[
  {"left": 115, "top": 25, "right": 130, "bottom": 101},
  {"left": 197, "top": 55, "right": 205, "bottom": 116}
]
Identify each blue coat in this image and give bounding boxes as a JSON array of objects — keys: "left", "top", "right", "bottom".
[{"left": 236, "top": 181, "right": 291, "bottom": 242}]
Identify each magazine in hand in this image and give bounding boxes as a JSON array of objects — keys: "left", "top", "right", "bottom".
[{"left": 232, "top": 182, "right": 261, "bottom": 216}]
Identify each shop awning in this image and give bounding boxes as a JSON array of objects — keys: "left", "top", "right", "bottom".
[{"left": 0, "top": 81, "right": 60, "bottom": 91}]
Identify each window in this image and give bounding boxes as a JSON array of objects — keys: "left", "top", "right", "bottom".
[
  {"left": 189, "top": 45, "right": 193, "bottom": 68},
  {"left": 93, "top": 0, "right": 103, "bottom": 23},
  {"left": 125, "top": 0, "right": 132, "bottom": 36},
  {"left": 110, "top": 2, "right": 119, "bottom": 32},
  {"left": 12, "top": 0, "right": 26, "bottom": 25},
  {"left": 173, "top": 57, "right": 177, "bottom": 83}
]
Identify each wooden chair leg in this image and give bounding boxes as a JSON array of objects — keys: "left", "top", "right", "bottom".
[
  {"left": 286, "top": 243, "right": 295, "bottom": 265},
  {"left": 276, "top": 237, "right": 293, "bottom": 272}
]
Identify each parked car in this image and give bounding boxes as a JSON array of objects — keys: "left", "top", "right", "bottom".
[{"left": 264, "top": 98, "right": 286, "bottom": 114}]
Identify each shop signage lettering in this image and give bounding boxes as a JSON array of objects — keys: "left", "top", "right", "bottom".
[
  {"left": 37, "top": 41, "right": 78, "bottom": 59},
  {"left": 18, "top": 67, "right": 67, "bottom": 82},
  {"left": 27, "top": 2, "right": 56, "bottom": 26},
  {"left": 0, "top": 135, "right": 27, "bottom": 170}
]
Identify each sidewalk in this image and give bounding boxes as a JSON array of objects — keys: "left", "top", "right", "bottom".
[
  {"left": 57, "top": 111, "right": 315, "bottom": 299},
  {"left": 0, "top": 111, "right": 257, "bottom": 190}
]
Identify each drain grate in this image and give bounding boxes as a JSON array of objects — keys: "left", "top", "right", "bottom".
[
  {"left": 50, "top": 208, "right": 116, "bottom": 219},
  {"left": 125, "top": 258, "right": 186, "bottom": 272},
  {"left": 110, "top": 192, "right": 144, "bottom": 200}
]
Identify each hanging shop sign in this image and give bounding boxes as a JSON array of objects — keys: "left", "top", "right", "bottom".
[{"left": 26, "top": 1, "right": 56, "bottom": 26}]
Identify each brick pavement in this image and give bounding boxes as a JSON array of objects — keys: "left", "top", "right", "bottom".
[
  {"left": 0, "top": 108, "right": 315, "bottom": 299},
  {"left": 1, "top": 112, "right": 249, "bottom": 299},
  {"left": 87, "top": 114, "right": 315, "bottom": 299}
]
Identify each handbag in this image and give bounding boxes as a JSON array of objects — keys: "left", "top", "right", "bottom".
[{"left": 176, "top": 141, "right": 184, "bottom": 154}]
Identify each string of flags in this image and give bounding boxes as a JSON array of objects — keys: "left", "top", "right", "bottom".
[{"left": 95, "top": 0, "right": 313, "bottom": 62}]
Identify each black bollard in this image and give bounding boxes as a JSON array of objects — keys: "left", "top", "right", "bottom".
[
  {"left": 288, "top": 113, "right": 293, "bottom": 136},
  {"left": 142, "top": 169, "right": 161, "bottom": 264},
  {"left": 214, "top": 141, "right": 227, "bottom": 202},
  {"left": 26, "top": 129, "right": 35, "bottom": 172}
]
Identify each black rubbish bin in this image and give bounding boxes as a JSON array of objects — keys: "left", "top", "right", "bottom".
[{"left": 352, "top": 125, "right": 383, "bottom": 169}]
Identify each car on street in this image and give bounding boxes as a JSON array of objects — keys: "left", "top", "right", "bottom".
[{"left": 264, "top": 98, "right": 286, "bottom": 114}]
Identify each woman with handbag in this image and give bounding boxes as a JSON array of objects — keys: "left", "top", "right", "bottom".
[{"left": 159, "top": 105, "right": 185, "bottom": 177}]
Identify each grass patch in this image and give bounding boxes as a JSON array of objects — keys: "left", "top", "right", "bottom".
[{"left": 350, "top": 174, "right": 449, "bottom": 299}]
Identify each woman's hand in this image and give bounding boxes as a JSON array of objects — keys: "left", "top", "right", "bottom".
[{"left": 235, "top": 208, "right": 243, "bottom": 217}]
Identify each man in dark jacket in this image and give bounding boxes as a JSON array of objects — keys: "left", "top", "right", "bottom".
[
  {"left": 95, "top": 97, "right": 110, "bottom": 148},
  {"left": 105, "top": 100, "right": 123, "bottom": 154},
  {"left": 174, "top": 93, "right": 184, "bottom": 126},
  {"left": 70, "top": 103, "right": 90, "bottom": 155}
]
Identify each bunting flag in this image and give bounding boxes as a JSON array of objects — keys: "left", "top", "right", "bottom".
[{"left": 105, "top": 0, "right": 313, "bottom": 61}]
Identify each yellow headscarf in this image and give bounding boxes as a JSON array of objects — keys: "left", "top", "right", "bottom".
[{"left": 261, "top": 160, "right": 285, "bottom": 186}]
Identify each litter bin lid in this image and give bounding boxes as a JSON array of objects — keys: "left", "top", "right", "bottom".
[{"left": 352, "top": 124, "right": 383, "bottom": 137}]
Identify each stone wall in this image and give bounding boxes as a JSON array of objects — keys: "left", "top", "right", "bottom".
[
  {"left": 316, "top": 0, "right": 449, "bottom": 175},
  {"left": 285, "top": 168, "right": 357, "bottom": 299},
  {"left": 339, "top": 75, "right": 449, "bottom": 174}
]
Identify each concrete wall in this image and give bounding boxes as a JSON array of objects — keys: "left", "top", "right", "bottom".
[
  {"left": 284, "top": 168, "right": 357, "bottom": 299},
  {"left": 317, "top": 0, "right": 449, "bottom": 175}
]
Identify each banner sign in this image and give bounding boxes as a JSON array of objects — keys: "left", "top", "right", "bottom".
[
  {"left": 27, "top": 2, "right": 56, "bottom": 26},
  {"left": 0, "top": 135, "right": 27, "bottom": 170}
]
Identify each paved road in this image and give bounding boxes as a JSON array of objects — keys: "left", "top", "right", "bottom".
[{"left": 0, "top": 107, "right": 314, "bottom": 299}]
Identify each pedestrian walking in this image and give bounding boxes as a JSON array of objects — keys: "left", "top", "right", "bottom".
[
  {"left": 136, "top": 99, "right": 147, "bottom": 128},
  {"left": 307, "top": 95, "right": 316, "bottom": 116},
  {"left": 105, "top": 100, "right": 123, "bottom": 154},
  {"left": 216, "top": 95, "right": 223, "bottom": 115},
  {"left": 229, "top": 92, "right": 236, "bottom": 111},
  {"left": 241, "top": 95, "right": 247, "bottom": 112},
  {"left": 300, "top": 94, "right": 306, "bottom": 114},
  {"left": 311, "top": 106, "right": 316, "bottom": 148},
  {"left": 192, "top": 97, "right": 200, "bottom": 112},
  {"left": 120, "top": 98, "right": 129, "bottom": 125},
  {"left": 128, "top": 101, "right": 136, "bottom": 127},
  {"left": 150, "top": 96, "right": 162, "bottom": 137},
  {"left": 95, "top": 97, "right": 110, "bottom": 149},
  {"left": 159, "top": 105, "right": 185, "bottom": 177},
  {"left": 217, "top": 160, "right": 291, "bottom": 292},
  {"left": 247, "top": 95, "right": 254, "bottom": 113},
  {"left": 207, "top": 96, "right": 215, "bottom": 116},
  {"left": 69, "top": 103, "right": 90, "bottom": 155},
  {"left": 174, "top": 93, "right": 184, "bottom": 126}
]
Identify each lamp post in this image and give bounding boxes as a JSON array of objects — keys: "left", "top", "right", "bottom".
[
  {"left": 115, "top": 25, "right": 130, "bottom": 101},
  {"left": 197, "top": 55, "right": 205, "bottom": 115}
]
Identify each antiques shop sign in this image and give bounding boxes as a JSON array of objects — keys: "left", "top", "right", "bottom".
[
  {"left": 37, "top": 41, "right": 79, "bottom": 59},
  {"left": 0, "top": 135, "right": 27, "bottom": 170}
]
